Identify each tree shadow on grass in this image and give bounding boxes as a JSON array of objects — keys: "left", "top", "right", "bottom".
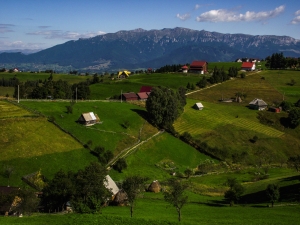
[
  {"left": 197, "top": 200, "right": 227, "bottom": 207},
  {"left": 130, "top": 108, "right": 150, "bottom": 121},
  {"left": 241, "top": 178, "right": 300, "bottom": 205}
]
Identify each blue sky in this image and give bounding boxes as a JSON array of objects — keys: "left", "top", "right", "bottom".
[{"left": 0, "top": 0, "right": 300, "bottom": 51}]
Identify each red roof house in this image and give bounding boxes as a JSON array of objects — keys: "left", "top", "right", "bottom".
[
  {"left": 189, "top": 61, "right": 208, "bottom": 74},
  {"left": 137, "top": 92, "right": 149, "bottom": 100},
  {"left": 122, "top": 92, "right": 138, "bottom": 101},
  {"left": 139, "top": 86, "right": 153, "bottom": 93},
  {"left": 181, "top": 65, "right": 188, "bottom": 73},
  {"left": 241, "top": 62, "right": 255, "bottom": 71}
]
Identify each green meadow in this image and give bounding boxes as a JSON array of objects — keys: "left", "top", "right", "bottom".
[{"left": 1, "top": 67, "right": 300, "bottom": 224}]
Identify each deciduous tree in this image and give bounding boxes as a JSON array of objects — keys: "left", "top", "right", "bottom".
[
  {"left": 266, "top": 183, "right": 280, "bottom": 207},
  {"left": 122, "top": 175, "right": 147, "bottom": 217},
  {"left": 163, "top": 178, "right": 188, "bottom": 222}
]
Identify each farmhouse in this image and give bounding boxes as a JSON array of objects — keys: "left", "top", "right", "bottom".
[
  {"left": 193, "top": 102, "right": 204, "bottom": 110},
  {"left": 181, "top": 65, "right": 188, "bottom": 73},
  {"left": 118, "top": 70, "right": 131, "bottom": 79},
  {"left": 122, "top": 92, "right": 138, "bottom": 101},
  {"left": 241, "top": 62, "right": 256, "bottom": 71},
  {"left": 77, "top": 112, "right": 100, "bottom": 126},
  {"left": 0, "top": 186, "right": 21, "bottom": 216},
  {"left": 189, "top": 61, "right": 208, "bottom": 74},
  {"left": 249, "top": 98, "right": 268, "bottom": 110}
]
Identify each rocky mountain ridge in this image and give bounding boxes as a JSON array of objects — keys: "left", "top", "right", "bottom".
[{"left": 0, "top": 27, "right": 299, "bottom": 71}]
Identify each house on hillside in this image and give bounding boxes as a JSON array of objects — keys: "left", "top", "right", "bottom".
[
  {"left": 193, "top": 102, "right": 204, "bottom": 110},
  {"left": 122, "top": 92, "right": 138, "bottom": 101},
  {"left": 181, "top": 65, "right": 188, "bottom": 73},
  {"left": 249, "top": 98, "right": 267, "bottom": 110},
  {"left": 241, "top": 62, "right": 256, "bottom": 71},
  {"left": 0, "top": 186, "right": 21, "bottom": 216},
  {"left": 118, "top": 70, "right": 131, "bottom": 79},
  {"left": 189, "top": 61, "right": 208, "bottom": 74},
  {"left": 77, "top": 112, "right": 100, "bottom": 126}
]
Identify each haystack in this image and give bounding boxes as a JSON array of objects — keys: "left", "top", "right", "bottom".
[
  {"left": 111, "top": 189, "right": 128, "bottom": 206},
  {"left": 147, "top": 180, "right": 161, "bottom": 193}
]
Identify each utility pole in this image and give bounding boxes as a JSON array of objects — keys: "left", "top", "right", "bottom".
[
  {"left": 121, "top": 90, "right": 122, "bottom": 103},
  {"left": 17, "top": 85, "right": 19, "bottom": 103},
  {"left": 76, "top": 87, "right": 77, "bottom": 103}
]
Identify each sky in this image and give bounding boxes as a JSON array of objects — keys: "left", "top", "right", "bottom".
[{"left": 0, "top": 0, "right": 300, "bottom": 51}]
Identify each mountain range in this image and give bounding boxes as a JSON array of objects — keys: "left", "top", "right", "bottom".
[{"left": 1, "top": 27, "right": 300, "bottom": 71}]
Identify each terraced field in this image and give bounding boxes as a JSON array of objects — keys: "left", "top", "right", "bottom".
[{"left": 174, "top": 99, "right": 284, "bottom": 138}]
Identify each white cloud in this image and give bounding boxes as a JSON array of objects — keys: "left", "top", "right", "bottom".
[
  {"left": 194, "top": 4, "right": 200, "bottom": 10},
  {"left": 176, "top": 13, "right": 191, "bottom": 21},
  {"left": 26, "top": 30, "right": 106, "bottom": 40},
  {"left": 0, "top": 24, "right": 15, "bottom": 33},
  {"left": 0, "top": 40, "right": 43, "bottom": 51},
  {"left": 291, "top": 10, "right": 300, "bottom": 24},
  {"left": 196, "top": 5, "right": 285, "bottom": 22}
]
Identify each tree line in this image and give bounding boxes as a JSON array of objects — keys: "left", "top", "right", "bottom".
[
  {"left": 265, "top": 52, "right": 300, "bottom": 69},
  {"left": 13, "top": 74, "right": 90, "bottom": 100}
]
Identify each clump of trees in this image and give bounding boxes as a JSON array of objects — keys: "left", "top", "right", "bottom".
[
  {"left": 265, "top": 53, "right": 300, "bottom": 69},
  {"left": 266, "top": 183, "right": 280, "bottom": 207},
  {"left": 146, "top": 86, "right": 186, "bottom": 130},
  {"left": 155, "top": 64, "right": 189, "bottom": 73},
  {"left": 13, "top": 74, "right": 90, "bottom": 100},
  {"left": 41, "top": 162, "right": 110, "bottom": 213}
]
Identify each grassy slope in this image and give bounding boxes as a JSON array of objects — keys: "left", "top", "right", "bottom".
[{"left": 0, "top": 101, "right": 93, "bottom": 186}]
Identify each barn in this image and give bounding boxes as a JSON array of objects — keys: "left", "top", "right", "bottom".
[
  {"left": 189, "top": 61, "right": 208, "bottom": 74},
  {"left": 122, "top": 92, "right": 138, "bottom": 101},
  {"left": 241, "top": 62, "right": 256, "bottom": 71}
]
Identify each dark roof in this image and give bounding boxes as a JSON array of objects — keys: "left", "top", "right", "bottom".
[
  {"left": 139, "top": 86, "right": 152, "bottom": 92},
  {"left": 241, "top": 62, "right": 254, "bottom": 68},
  {"left": 190, "top": 61, "right": 207, "bottom": 67},
  {"left": 0, "top": 186, "right": 19, "bottom": 195}
]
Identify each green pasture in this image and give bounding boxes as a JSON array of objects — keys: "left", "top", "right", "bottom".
[
  {"left": 109, "top": 132, "right": 213, "bottom": 181},
  {"left": 259, "top": 70, "right": 300, "bottom": 102},
  {"left": 0, "top": 72, "right": 89, "bottom": 84},
  {"left": 174, "top": 99, "right": 283, "bottom": 138},
  {"left": 19, "top": 101, "right": 156, "bottom": 154},
  {"left": 90, "top": 73, "right": 204, "bottom": 99},
  {"left": 0, "top": 86, "right": 14, "bottom": 97},
  {"left": 0, "top": 101, "right": 93, "bottom": 186}
]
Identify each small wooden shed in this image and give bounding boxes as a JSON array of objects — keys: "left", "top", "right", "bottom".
[
  {"left": 77, "top": 112, "right": 100, "bottom": 126},
  {"left": 193, "top": 102, "right": 204, "bottom": 110}
]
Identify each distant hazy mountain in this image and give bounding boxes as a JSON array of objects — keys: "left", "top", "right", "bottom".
[
  {"left": 0, "top": 49, "right": 43, "bottom": 55},
  {"left": 0, "top": 27, "right": 299, "bottom": 71}
]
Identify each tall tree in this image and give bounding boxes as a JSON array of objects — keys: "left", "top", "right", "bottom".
[
  {"left": 163, "top": 178, "right": 188, "bottom": 222},
  {"left": 266, "top": 184, "right": 280, "bottom": 207},
  {"left": 122, "top": 175, "right": 147, "bottom": 217},
  {"left": 146, "top": 86, "right": 186, "bottom": 129}
]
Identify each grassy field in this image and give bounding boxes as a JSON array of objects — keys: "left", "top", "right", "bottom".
[{"left": 0, "top": 101, "right": 94, "bottom": 186}]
